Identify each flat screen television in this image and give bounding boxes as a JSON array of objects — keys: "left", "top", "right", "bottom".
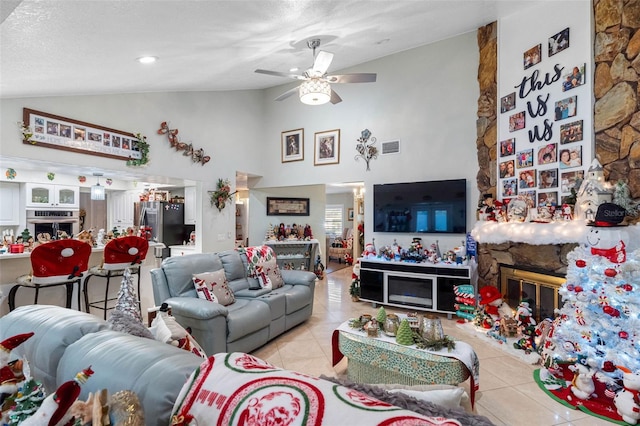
[{"left": 373, "top": 179, "right": 467, "bottom": 234}]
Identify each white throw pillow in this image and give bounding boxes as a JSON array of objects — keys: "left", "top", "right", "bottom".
[{"left": 192, "top": 270, "right": 235, "bottom": 306}]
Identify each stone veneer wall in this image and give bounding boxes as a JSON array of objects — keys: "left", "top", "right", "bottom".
[{"left": 475, "top": 2, "right": 640, "bottom": 288}]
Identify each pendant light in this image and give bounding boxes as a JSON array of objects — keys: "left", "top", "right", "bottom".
[{"left": 91, "top": 173, "right": 105, "bottom": 200}]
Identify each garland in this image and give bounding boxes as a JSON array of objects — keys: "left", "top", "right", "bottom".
[
  {"left": 126, "top": 133, "right": 150, "bottom": 166},
  {"left": 412, "top": 330, "right": 456, "bottom": 351}
]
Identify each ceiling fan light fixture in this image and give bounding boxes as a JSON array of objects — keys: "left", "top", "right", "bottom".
[{"left": 299, "top": 78, "right": 331, "bottom": 105}]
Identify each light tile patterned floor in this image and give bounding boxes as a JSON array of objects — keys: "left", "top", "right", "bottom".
[{"left": 252, "top": 267, "right": 616, "bottom": 426}]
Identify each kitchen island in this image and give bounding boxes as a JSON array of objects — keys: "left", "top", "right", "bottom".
[{"left": 0, "top": 242, "right": 163, "bottom": 317}]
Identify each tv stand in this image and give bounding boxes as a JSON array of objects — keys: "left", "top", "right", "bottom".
[{"left": 359, "top": 258, "right": 477, "bottom": 318}]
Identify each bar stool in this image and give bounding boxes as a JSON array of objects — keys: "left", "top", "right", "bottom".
[
  {"left": 9, "top": 239, "right": 91, "bottom": 311},
  {"left": 83, "top": 236, "right": 149, "bottom": 319}
]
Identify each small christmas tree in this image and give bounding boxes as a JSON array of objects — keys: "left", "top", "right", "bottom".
[
  {"left": 7, "top": 378, "right": 46, "bottom": 425},
  {"left": 395, "top": 319, "right": 414, "bottom": 346},
  {"left": 115, "top": 268, "right": 142, "bottom": 322},
  {"left": 376, "top": 306, "right": 387, "bottom": 329}
]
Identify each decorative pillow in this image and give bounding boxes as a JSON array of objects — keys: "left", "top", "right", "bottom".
[
  {"left": 192, "top": 270, "right": 235, "bottom": 306},
  {"left": 255, "top": 258, "right": 284, "bottom": 290}
]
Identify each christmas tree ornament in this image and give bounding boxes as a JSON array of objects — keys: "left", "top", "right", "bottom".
[
  {"left": 576, "top": 259, "right": 587, "bottom": 268},
  {"left": 586, "top": 203, "right": 629, "bottom": 264},
  {"left": 6, "top": 378, "right": 46, "bottom": 425},
  {"left": 604, "top": 268, "right": 617, "bottom": 277}
]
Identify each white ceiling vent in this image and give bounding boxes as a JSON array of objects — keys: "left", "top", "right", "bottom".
[{"left": 381, "top": 140, "right": 400, "bottom": 155}]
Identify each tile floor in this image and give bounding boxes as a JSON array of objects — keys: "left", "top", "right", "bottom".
[{"left": 252, "top": 267, "right": 616, "bottom": 426}]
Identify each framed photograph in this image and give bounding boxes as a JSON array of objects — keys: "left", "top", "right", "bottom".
[
  {"left": 561, "top": 170, "right": 584, "bottom": 193},
  {"left": 314, "top": 129, "right": 340, "bottom": 166},
  {"left": 518, "top": 169, "right": 536, "bottom": 189},
  {"left": 523, "top": 44, "right": 542, "bottom": 69},
  {"left": 516, "top": 149, "right": 533, "bottom": 168},
  {"left": 347, "top": 208, "right": 354, "bottom": 221},
  {"left": 509, "top": 111, "right": 526, "bottom": 132},
  {"left": 554, "top": 96, "right": 577, "bottom": 121},
  {"left": 539, "top": 168, "right": 558, "bottom": 189},
  {"left": 500, "top": 93, "right": 516, "bottom": 113},
  {"left": 538, "top": 191, "right": 558, "bottom": 207},
  {"left": 559, "top": 145, "right": 582, "bottom": 169},
  {"left": 501, "top": 178, "right": 517, "bottom": 198},
  {"left": 537, "top": 143, "right": 557, "bottom": 165},
  {"left": 281, "top": 128, "right": 304, "bottom": 163},
  {"left": 500, "top": 138, "right": 515, "bottom": 157},
  {"left": 560, "top": 120, "right": 583, "bottom": 144},
  {"left": 561, "top": 63, "right": 585, "bottom": 91},
  {"left": 499, "top": 159, "right": 515, "bottom": 178},
  {"left": 266, "top": 197, "right": 310, "bottom": 216},
  {"left": 549, "top": 27, "right": 570, "bottom": 57},
  {"left": 22, "top": 108, "right": 139, "bottom": 161}
]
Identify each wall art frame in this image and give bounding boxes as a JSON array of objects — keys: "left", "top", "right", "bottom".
[
  {"left": 347, "top": 208, "right": 354, "bottom": 221},
  {"left": 281, "top": 128, "right": 304, "bottom": 163},
  {"left": 314, "top": 129, "right": 340, "bottom": 166},
  {"left": 22, "top": 108, "right": 142, "bottom": 162},
  {"left": 266, "top": 197, "right": 310, "bottom": 216}
]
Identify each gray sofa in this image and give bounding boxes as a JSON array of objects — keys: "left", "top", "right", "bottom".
[
  {"left": 150, "top": 248, "right": 317, "bottom": 355},
  {"left": 0, "top": 305, "right": 203, "bottom": 425}
]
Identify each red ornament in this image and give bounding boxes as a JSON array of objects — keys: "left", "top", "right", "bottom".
[
  {"left": 574, "top": 286, "right": 583, "bottom": 293},
  {"left": 603, "top": 305, "right": 620, "bottom": 317},
  {"left": 619, "top": 331, "right": 629, "bottom": 339},
  {"left": 622, "top": 284, "right": 633, "bottom": 291},
  {"left": 567, "top": 284, "right": 575, "bottom": 291},
  {"left": 604, "top": 268, "right": 617, "bottom": 277},
  {"left": 576, "top": 259, "right": 587, "bottom": 268},
  {"left": 603, "top": 361, "right": 616, "bottom": 372}
]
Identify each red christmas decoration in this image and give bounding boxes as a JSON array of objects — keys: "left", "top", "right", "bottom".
[
  {"left": 575, "top": 286, "right": 583, "bottom": 293},
  {"left": 604, "top": 268, "right": 617, "bottom": 277},
  {"left": 603, "top": 361, "right": 616, "bottom": 372},
  {"left": 619, "top": 331, "right": 629, "bottom": 339},
  {"left": 622, "top": 283, "right": 633, "bottom": 291},
  {"left": 576, "top": 259, "right": 587, "bottom": 268},
  {"left": 603, "top": 305, "right": 620, "bottom": 317}
]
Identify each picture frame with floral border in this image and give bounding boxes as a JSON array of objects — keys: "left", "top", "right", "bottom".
[
  {"left": 314, "top": 129, "right": 340, "bottom": 166},
  {"left": 281, "top": 128, "right": 304, "bottom": 163}
]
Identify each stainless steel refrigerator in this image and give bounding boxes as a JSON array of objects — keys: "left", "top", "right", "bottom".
[{"left": 134, "top": 201, "right": 194, "bottom": 258}]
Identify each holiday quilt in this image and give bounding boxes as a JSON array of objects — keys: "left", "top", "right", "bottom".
[{"left": 170, "top": 352, "right": 462, "bottom": 425}]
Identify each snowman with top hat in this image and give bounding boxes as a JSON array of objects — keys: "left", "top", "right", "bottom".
[{"left": 586, "top": 202, "right": 628, "bottom": 264}]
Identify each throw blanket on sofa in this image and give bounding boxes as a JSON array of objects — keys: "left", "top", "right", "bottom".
[{"left": 170, "top": 352, "right": 462, "bottom": 425}]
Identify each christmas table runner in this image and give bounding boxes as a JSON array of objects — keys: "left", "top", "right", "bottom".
[
  {"left": 170, "top": 352, "right": 462, "bottom": 425},
  {"left": 332, "top": 319, "right": 479, "bottom": 408}
]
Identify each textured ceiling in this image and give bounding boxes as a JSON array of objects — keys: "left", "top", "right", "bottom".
[{"left": 1, "top": 0, "right": 541, "bottom": 99}]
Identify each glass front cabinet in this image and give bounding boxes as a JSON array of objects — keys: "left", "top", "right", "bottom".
[{"left": 25, "top": 183, "right": 79, "bottom": 209}]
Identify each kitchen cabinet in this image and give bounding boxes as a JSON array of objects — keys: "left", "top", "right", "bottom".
[
  {"left": 24, "top": 183, "right": 79, "bottom": 209},
  {"left": 0, "top": 182, "right": 20, "bottom": 225},
  {"left": 184, "top": 186, "right": 196, "bottom": 225},
  {"left": 109, "top": 190, "right": 138, "bottom": 230}
]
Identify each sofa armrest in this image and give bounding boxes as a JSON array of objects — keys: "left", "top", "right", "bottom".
[
  {"left": 164, "top": 296, "right": 229, "bottom": 320},
  {"left": 281, "top": 269, "right": 316, "bottom": 286}
]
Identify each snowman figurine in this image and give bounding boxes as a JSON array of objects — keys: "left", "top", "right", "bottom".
[{"left": 586, "top": 203, "right": 628, "bottom": 264}]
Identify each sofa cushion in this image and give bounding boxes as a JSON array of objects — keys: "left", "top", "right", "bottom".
[
  {"left": 0, "top": 305, "right": 108, "bottom": 394},
  {"left": 255, "top": 257, "right": 284, "bottom": 290},
  {"left": 273, "top": 284, "right": 311, "bottom": 314},
  {"left": 219, "top": 250, "right": 252, "bottom": 292},
  {"left": 193, "top": 270, "right": 235, "bottom": 306}
]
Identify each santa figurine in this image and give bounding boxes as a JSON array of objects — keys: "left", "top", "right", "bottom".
[
  {"left": 0, "top": 332, "right": 34, "bottom": 368},
  {"left": 586, "top": 203, "right": 628, "bottom": 264},
  {"left": 478, "top": 286, "right": 513, "bottom": 328},
  {"left": 21, "top": 367, "right": 93, "bottom": 426}
]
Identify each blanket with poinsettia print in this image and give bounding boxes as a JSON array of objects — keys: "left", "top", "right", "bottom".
[{"left": 170, "top": 352, "right": 462, "bottom": 426}]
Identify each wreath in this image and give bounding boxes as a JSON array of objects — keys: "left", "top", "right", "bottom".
[{"left": 209, "top": 178, "right": 235, "bottom": 212}]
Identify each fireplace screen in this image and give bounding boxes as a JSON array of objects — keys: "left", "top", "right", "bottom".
[{"left": 500, "top": 266, "right": 566, "bottom": 322}]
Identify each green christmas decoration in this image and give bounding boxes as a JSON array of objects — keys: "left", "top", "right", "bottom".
[
  {"left": 395, "top": 318, "right": 414, "bottom": 346},
  {"left": 376, "top": 306, "right": 387, "bottom": 329},
  {"left": 7, "top": 378, "right": 46, "bottom": 425}
]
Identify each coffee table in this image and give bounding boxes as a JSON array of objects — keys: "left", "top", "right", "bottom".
[{"left": 331, "top": 320, "right": 479, "bottom": 407}]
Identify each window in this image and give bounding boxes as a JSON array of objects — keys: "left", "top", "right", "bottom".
[{"left": 325, "top": 204, "right": 344, "bottom": 236}]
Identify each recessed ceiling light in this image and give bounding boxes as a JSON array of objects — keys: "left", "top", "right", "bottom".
[
  {"left": 137, "top": 56, "right": 158, "bottom": 64},
  {"left": 289, "top": 67, "right": 299, "bottom": 72}
]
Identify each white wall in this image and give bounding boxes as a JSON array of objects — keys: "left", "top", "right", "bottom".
[
  {"left": 258, "top": 31, "right": 480, "bottom": 253},
  {"left": 497, "top": 1, "right": 593, "bottom": 208}
]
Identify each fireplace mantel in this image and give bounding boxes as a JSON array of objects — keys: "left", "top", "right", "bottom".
[{"left": 471, "top": 220, "right": 588, "bottom": 246}]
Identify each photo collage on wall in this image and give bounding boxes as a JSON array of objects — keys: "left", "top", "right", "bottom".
[{"left": 498, "top": 26, "right": 587, "bottom": 219}]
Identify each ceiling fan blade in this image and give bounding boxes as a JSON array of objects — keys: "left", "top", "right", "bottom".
[
  {"left": 325, "top": 73, "right": 377, "bottom": 84},
  {"left": 330, "top": 89, "right": 342, "bottom": 104},
  {"left": 312, "top": 50, "right": 334, "bottom": 75},
  {"left": 255, "top": 69, "right": 305, "bottom": 80},
  {"left": 274, "top": 86, "right": 301, "bottom": 102}
]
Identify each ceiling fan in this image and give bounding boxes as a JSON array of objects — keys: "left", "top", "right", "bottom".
[{"left": 255, "top": 39, "right": 377, "bottom": 105}]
